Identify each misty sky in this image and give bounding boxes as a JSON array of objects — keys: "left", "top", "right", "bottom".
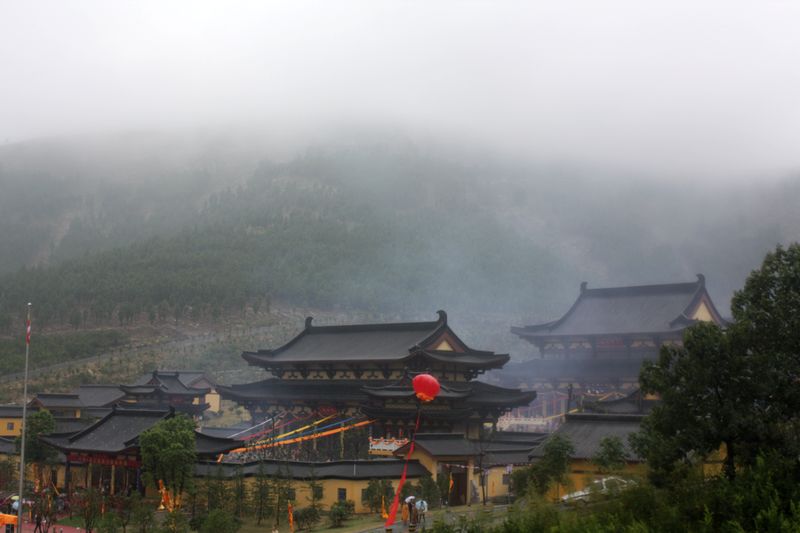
[{"left": 2, "top": 1, "right": 800, "bottom": 179}]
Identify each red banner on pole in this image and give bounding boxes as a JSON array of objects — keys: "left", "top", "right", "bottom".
[{"left": 385, "top": 410, "right": 421, "bottom": 527}]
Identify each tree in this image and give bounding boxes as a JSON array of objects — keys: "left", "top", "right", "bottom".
[
  {"left": 730, "top": 242, "right": 800, "bottom": 458},
  {"left": 200, "top": 509, "right": 240, "bottom": 533},
  {"left": 75, "top": 488, "right": 103, "bottom": 533},
  {"left": 633, "top": 243, "right": 800, "bottom": 482},
  {"left": 17, "top": 409, "right": 57, "bottom": 489},
  {"left": 251, "top": 461, "right": 273, "bottom": 525},
  {"left": 328, "top": 500, "right": 354, "bottom": 528},
  {"left": 232, "top": 465, "right": 247, "bottom": 518},
  {"left": 535, "top": 435, "right": 574, "bottom": 495},
  {"left": 159, "top": 509, "right": 189, "bottom": 533},
  {"left": 306, "top": 464, "right": 323, "bottom": 520},
  {"left": 139, "top": 414, "right": 197, "bottom": 506},
  {"left": 522, "top": 435, "right": 575, "bottom": 497},
  {"left": 633, "top": 322, "right": 753, "bottom": 481},
  {"left": 0, "top": 457, "right": 16, "bottom": 492},
  {"left": 362, "top": 479, "right": 392, "bottom": 514},
  {"left": 131, "top": 494, "right": 156, "bottom": 533},
  {"left": 416, "top": 473, "right": 441, "bottom": 510},
  {"left": 592, "top": 436, "right": 627, "bottom": 474},
  {"left": 111, "top": 493, "right": 137, "bottom": 533},
  {"left": 31, "top": 488, "right": 57, "bottom": 533}
]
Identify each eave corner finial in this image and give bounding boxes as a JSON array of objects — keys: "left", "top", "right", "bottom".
[
  {"left": 580, "top": 281, "right": 588, "bottom": 293},
  {"left": 696, "top": 273, "right": 705, "bottom": 286},
  {"left": 436, "top": 310, "right": 447, "bottom": 324},
  {"left": 305, "top": 316, "right": 314, "bottom": 329}
]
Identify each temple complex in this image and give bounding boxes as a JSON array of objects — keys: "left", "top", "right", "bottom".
[{"left": 219, "top": 311, "right": 537, "bottom": 441}]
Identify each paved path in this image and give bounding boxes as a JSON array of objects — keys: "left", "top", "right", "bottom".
[{"left": 16, "top": 521, "right": 84, "bottom": 532}]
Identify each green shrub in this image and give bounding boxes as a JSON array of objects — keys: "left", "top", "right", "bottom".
[
  {"left": 293, "top": 506, "right": 321, "bottom": 530},
  {"left": 200, "top": 508, "right": 240, "bottom": 533},
  {"left": 328, "top": 499, "right": 355, "bottom": 527},
  {"left": 158, "top": 509, "right": 189, "bottom": 533}
]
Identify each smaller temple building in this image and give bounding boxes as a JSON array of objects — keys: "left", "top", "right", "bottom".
[
  {"left": 394, "top": 432, "right": 546, "bottom": 505},
  {"left": 40, "top": 407, "right": 237, "bottom": 495},
  {"left": 528, "top": 412, "right": 645, "bottom": 501},
  {"left": 509, "top": 275, "right": 727, "bottom": 397},
  {"left": 28, "top": 370, "right": 221, "bottom": 423}
]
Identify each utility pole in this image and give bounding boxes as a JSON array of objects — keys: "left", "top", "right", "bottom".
[{"left": 17, "top": 303, "right": 32, "bottom": 532}]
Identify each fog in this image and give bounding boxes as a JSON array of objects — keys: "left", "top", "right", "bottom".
[{"left": 3, "top": 1, "right": 800, "bottom": 179}]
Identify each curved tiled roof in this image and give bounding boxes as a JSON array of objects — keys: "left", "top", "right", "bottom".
[
  {"left": 529, "top": 413, "right": 644, "bottom": 461},
  {"left": 196, "top": 458, "right": 430, "bottom": 480},
  {"left": 497, "top": 358, "right": 650, "bottom": 384},
  {"left": 512, "top": 275, "right": 726, "bottom": 339},
  {"left": 241, "top": 311, "right": 507, "bottom": 370},
  {"left": 41, "top": 407, "right": 238, "bottom": 457}
]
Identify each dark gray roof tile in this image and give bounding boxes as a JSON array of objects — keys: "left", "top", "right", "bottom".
[
  {"left": 71, "top": 385, "right": 126, "bottom": 407},
  {"left": 529, "top": 413, "right": 644, "bottom": 461},
  {"left": 197, "top": 459, "right": 430, "bottom": 480},
  {"left": 513, "top": 276, "right": 725, "bottom": 338}
]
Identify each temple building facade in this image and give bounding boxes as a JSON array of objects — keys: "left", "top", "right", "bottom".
[
  {"left": 508, "top": 275, "right": 727, "bottom": 398},
  {"left": 219, "top": 311, "right": 537, "bottom": 441}
]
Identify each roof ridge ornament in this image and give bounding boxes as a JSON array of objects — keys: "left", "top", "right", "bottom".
[
  {"left": 580, "top": 281, "right": 588, "bottom": 293},
  {"left": 305, "top": 316, "right": 314, "bottom": 329},
  {"left": 436, "top": 310, "right": 447, "bottom": 324},
  {"left": 696, "top": 273, "right": 705, "bottom": 286}
]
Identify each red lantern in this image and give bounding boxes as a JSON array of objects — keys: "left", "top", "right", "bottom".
[{"left": 412, "top": 374, "right": 441, "bottom": 403}]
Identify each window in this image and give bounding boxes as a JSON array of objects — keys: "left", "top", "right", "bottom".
[
  {"left": 361, "top": 488, "right": 369, "bottom": 503},
  {"left": 287, "top": 488, "right": 296, "bottom": 501},
  {"left": 6, "top": 422, "right": 13, "bottom": 431},
  {"left": 313, "top": 485, "right": 323, "bottom": 500},
  {"left": 338, "top": 488, "right": 347, "bottom": 501},
  {"left": 502, "top": 474, "right": 510, "bottom": 485}
]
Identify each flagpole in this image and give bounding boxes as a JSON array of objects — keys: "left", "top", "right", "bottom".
[{"left": 17, "top": 302, "right": 31, "bottom": 531}]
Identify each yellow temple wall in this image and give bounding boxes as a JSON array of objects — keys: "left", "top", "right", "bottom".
[
  {"left": 545, "top": 460, "right": 645, "bottom": 502},
  {"left": 205, "top": 392, "right": 221, "bottom": 413},
  {"left": 0, "top": 418, "right": 22, "bottom": 437},
  {"left": 691, "top": 301, "right": 714, "bottom": 322}
]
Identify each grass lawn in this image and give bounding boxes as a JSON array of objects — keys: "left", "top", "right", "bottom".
[
  {"left": 239, "top": 504, "right": 509, "bottom": 533},
  {"left": 239, "top": 513, "right": 384, "bottom": 533},
  {"left": 53, "top": 503, "right": 510, "bottom": 532}
]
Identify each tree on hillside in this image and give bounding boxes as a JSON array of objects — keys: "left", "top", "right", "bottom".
[
  {"left": 139, "top": 414, "right": 196, "bottom": 506},
  {"left": 633, "top": 243, "right": 800, "bottom": 482}
]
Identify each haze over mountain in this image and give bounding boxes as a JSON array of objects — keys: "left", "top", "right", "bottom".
[{"left": 1, "top": 130, "right": 797, "bottom": 334}]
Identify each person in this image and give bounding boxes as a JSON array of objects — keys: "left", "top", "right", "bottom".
[
  {"left": 415, "top": 498, "right": 428, "bottom": 526},
  {"left": 405, "top": 495, "right": 416, "bottom": 525},
  {"left": 401, "top": 499, "right": 409, "bottom": 524}
]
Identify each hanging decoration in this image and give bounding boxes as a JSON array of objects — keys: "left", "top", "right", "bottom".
[
  {"left": 220, "top": 419, "right": 375, "bottom": 460},
  {"left": 384, "top": 410, "right": 421, "bottom": 527},
  {"left": 412, "top": 373, "right": 441, "bottom": 402}
]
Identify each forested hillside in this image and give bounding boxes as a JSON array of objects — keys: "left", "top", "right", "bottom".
[{"left": 1, "top": 133, "right": 798, "bottom": 334}]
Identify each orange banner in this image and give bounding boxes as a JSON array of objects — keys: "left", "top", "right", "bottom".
[{"left": 221, "top": 419, "right": 374, "bottom": 459}]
